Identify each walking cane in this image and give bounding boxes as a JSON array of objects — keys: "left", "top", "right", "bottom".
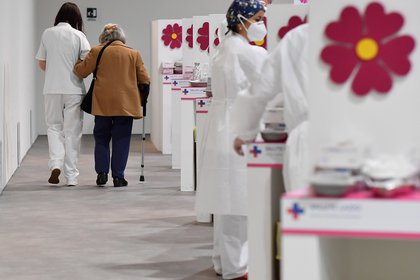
[
  {"left": 140, "top": 111, "right": 146, "bottom": 182},
  {"left": 139, "top": 83, "right": 150, "bottom": 182}
]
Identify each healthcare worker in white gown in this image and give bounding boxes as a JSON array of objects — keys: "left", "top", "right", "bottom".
[
  {"left": 195, "top": 1, "right": 267, "bottom": 279},
  {"left": 232, "top": 24, "right": 309, "bottom": 192}
]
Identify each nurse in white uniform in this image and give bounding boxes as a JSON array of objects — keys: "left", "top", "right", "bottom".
[
  {"left": 36, "top": 2, "right": 90, "bottom": 186},
  {"left": 232, "top": 24, "right": 310, "bottom": 192},
  {"left": 195, "top": 1, "right": 267, "bottom": 279}
]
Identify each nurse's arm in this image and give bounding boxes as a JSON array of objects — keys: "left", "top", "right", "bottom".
[
  {"left": 231, "top": 46, "right": 282, "bottom": 142},
  {"left": 38, "top": 60, "right": 46, "bottom": 71},
  {"left": 74, "top": 49, "right": 97, "bottom": 78}
]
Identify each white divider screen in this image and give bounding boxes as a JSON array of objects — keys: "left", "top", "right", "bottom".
[
  {"left": 182, "top": 18, "right": 194, "bottom": 76},
  {"left": 294, "top": 0, "right": 310, "bottom": 5},
  {"left": 266, "top": 4, "right": 309, "bottom": 51},
  {"left": 151, "top": 19, "right": 183, "bottom": 152},
  {"left": 193, "top": 16, "right": 210, "bottom": 69},
  {"left": 307, "top": 0, "right": 420, "bottom": 169},
  {"left": 208, "top": 14, "right": 226, "bottom": 59}
]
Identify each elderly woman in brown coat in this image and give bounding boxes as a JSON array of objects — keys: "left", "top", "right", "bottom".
[{"left": 74, "top": 23, "right": 150, "bottom": 187}]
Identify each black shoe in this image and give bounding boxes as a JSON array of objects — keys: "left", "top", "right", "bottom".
[
  {"left": 48, "top": 168, "right": 61, "bottom": 184},
  {"left": 96, "top": 172, "right": 108, "bottom": 186},
  {"left": 113, "top": 177, "right": 128, "bottom": 187}
]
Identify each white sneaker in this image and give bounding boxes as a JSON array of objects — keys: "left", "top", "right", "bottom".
[{"left": 67, "top": 179, "right": 78, "bottom": 187}]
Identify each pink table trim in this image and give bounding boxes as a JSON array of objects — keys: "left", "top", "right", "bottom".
[
  {"left": 282, "top": 229, "right": 420, "bottom": 240},
  {"left": 181, "top": 97, "right": 206, "bottom": 100},
  {"left": 247, "top": 163, "right": 283, "bottom": 169}
]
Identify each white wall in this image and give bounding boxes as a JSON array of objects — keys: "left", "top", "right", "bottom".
[
  {"left": 1, "top": 0, "right": 38, "bottom": 191},
  {"left": 34, "top": 0, "right": 292, "bottom": 135},
  {"left": 0, "top": 1, "right": 5, "bottom": 190},
  {"left": 34, "top": 0, "right": 234, "bottom": 135},
  {"left": 0, "top": 0, "right": 293, "bottom": 190}
]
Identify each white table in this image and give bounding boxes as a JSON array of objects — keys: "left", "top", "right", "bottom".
[
  {"left": 246, "top": 142, "right": 285, "bottom": 280},
  {"left": 160, "top": 74, "right": 183, "bottom": 155},
  {"left": 180, "top": 86, "right": 206, "bottom": 191},
  {"left": 170, "top": 77, "right": 190, "bottom": 169},
  {"left": 282, "top": 188, "right": 420, "bottom": 280},
  {"left": 194, "top": 97, "right": 212, "bottom": 223},
  {"left": 194, "top": 97, "right": 211, "bottom": 180}
]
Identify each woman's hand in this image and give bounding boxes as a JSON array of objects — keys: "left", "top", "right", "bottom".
[
  {"left": 233, "top": 137, "right": 246, "bottom": 156},
  {"left": 38, "top": 60, "right": 46, "bottom": 71}
]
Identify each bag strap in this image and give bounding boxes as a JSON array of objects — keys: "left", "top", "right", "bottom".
[{"left": 93, "top": 40, "right": 114, "bottom": 79}]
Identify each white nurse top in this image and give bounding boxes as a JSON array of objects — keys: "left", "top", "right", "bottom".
[{"left": 36, "top": 22, "right": 91, "bottom": 95}]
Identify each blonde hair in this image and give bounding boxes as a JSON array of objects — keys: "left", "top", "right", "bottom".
[{"left": 98, "top": 23, "right": 126, "bottom": 43}]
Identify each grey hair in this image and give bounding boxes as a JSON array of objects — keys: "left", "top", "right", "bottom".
[{"left": 99, "top": 23, "right": 126, "bottom": 44}]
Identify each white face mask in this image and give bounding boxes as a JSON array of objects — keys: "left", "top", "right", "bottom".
[{"left": 238, "top": 14, "right": 267, "bottom": 42}]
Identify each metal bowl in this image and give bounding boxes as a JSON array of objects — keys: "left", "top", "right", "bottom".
[
  {"left": 260, "top": 130, "right": 288, "bottom": 142},
  {"left": 312, "top": 184, "right": 350, "bottom": 196}
]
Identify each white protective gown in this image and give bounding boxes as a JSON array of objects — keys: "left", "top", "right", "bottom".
[
  {"left": 231, "top": 24, "right": 309, "bottom": 191},
  {"left": 196, "top": 32, "right": 267, "bottom": 216}
]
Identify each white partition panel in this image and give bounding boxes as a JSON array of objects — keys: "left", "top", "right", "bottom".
[
  {"left": 193, "top": 16, "right": 210, "bottom": 68},
  {"left": 266, "top": 4, "right": 309, "bottom": 51},
  {"left": 208, "top": 14, "right": 226, "bottom": 58},
  {"left": 307, "top": 0, "right": 420, "bottom": 170},
  {"left": 294, "top": 0, "right": 310, "bottom": 5},
  {"left": 151, "top": 19, "right": 183, "bottom": 152},
  {"left": 282, "top": 2, "right": 420, "bottom": 278},
  {"left": 182, "top": 18, "right": 194, "bottom": 77},
  {"left": 0, "top": 64, "right": 4, "bottom": 190}
]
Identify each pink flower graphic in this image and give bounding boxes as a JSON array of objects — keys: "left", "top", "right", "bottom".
[
  {"left": 196, "top": 22, "right": 209, "bottom": 51},
  {"left": 278, "top": 15, "right": 307, "bottom": 40},
  {"left": 321, "top": 2, "right": 415, "bottom": 96},
  {"left": 300, "top": 0, "right": 308, "bottom": 3},
  {"left": 214, "top": 28, "right": 220, "bottom": 47},
  {"left": 186, "top": 25, "right": 193, "bottom": 49},
  {"left": 161, "top": 23, "right": 182, "bottom": 49}
]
